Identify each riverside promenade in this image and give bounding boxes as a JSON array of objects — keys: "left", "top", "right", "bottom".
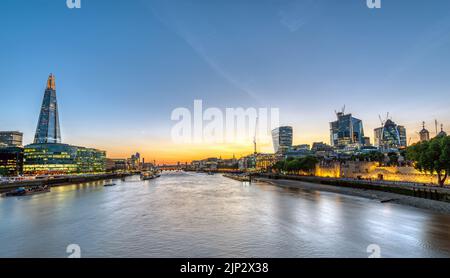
[
  {"left": 252, "top": 174, "right": 450, "bottom": 213},
  {"left": 0, "top": 173, "right": 132, "bottom": 193}
]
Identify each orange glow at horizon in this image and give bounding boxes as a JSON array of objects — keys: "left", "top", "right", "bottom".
[
  {"left": 70, "top": 128, "right": 425, "bottom": 165},
  {"left": 99, "top": 140, "right": 275, "bottom": 165}
]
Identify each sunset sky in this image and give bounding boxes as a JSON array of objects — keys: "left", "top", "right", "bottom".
[{"left": 1, "top": 0, "right": 450, "bottom": 163}]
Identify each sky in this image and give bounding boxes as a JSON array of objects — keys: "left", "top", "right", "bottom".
[{"left": 1, "top": 0, "right": 450, "bottom": 163}]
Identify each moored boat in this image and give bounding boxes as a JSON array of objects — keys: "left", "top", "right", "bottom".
[
  {"left": 141, "top": 170, "right": 161, "bottom": 180},
  {"left": 3, "top": 186, "right": 51, "bottom": 197},
  {"left": 141, "top": 172, "right": 155, "bottom": 180}
]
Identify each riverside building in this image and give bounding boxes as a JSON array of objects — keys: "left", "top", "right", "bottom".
[
  {"left": 0, "top": 131, "right": 23, "bottom": 147},
  {"left": 23, "top": 144, "right": 105, "bottom": 175},
  {"left": 23, "top": 74, "right": 106, "bottom": 175},
  {"left": 0, "top": 147, "right": 24, "bottom": 177}
]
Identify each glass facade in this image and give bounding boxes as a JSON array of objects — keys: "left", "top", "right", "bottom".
[
  {"left": 0, "top": 147, "right": 24, "bottom": 177},
  {"left": 34, "top": 74, "right": 61, "bottom": 144},
  {"left": 0, "top": 131, "right": 23, "bottom": 147},
  {"left": 76, "top": 147, "right": 107, "bottom": 173},
  {"left": 23, "top": 143, "right": 106, "bottom": 175},
  {"left": 374, "top": 119, "right": 407, "bottom": 151},
  {"left": 272, "top": 126, "right": 293, "bottom": 153},
  {"left": 330, "top": 112, "right": 365, "bottom": 149}
]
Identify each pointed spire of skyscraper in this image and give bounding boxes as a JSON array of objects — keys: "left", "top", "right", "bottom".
[
  {"left": 34, "top": 74, "right": 61, "bottom": 144},
  {"left": 46, "top": 73, "right": 56, "bottom": 90}
]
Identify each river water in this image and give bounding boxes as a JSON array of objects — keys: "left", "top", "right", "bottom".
[{"left": 1, "top": 172, "right": 450, "bottom": 258}]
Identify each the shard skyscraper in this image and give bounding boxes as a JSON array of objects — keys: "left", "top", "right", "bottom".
[{"left": 34, "top": 74, "right": 61, "bottom": 144}]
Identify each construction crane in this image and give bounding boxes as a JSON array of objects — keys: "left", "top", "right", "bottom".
[
  {"left": 435, "top": 119, "right": 439, "bottom": 136},
  {"left": 253, "top": 116, "right": 258, "bottom": 155},
  {"left": 335, "top": 105, "right": 346, "bottom": 116},
  {"left": 378, "top": 115, "right": 385, "bottom": 126}
]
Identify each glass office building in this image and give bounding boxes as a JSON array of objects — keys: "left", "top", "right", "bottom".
[
  {"left": 22, "top": 74, "right": 107, "bottom": 176},
  {"left": 0, "top": 131, "right": 23, "bottom": 147},
  {"left": 374, "top": 119, "right": 407, "bottom": 151},
  {"left": 23, "top": 143, "right": 106, "bottom": 175},
  {"left": 330, "top": 112, "right": 365, "bottom": 149},
  {"left": 76, "top": 147, "right": 107, "bottom": 173},
  {"left": 34, "top": 74, "right": 61, "bottom": 144},
  {"left": 0, "top": 147, "right": 24, "bottom": 177},
  {"left": 272, "top": 126, "right": 293, "bottom": 153}
]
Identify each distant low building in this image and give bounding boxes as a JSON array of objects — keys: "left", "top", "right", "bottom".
[
  {"left": 255, "top": 153, "right": 277, "bottom": 171},
  {"left": 238, "top": 155, "right": 256, "bottom": 170},
  {"left": 189, "top": 157, "right": 221, "bottom": 171},
  {"left": 203, "top": 157, "right": 219, "bottom": 170},
  {"left": 0, "top": 131, "right": 23, "bottom": 147},
  {"left": 358, "top": 146, "right": 380, "bottom": 154},
  {"left": 292, "top": 144, "right": 310, "bottom": 150},
  {"left": 311, "top": 142, "right": 335, "bottom": 158},
  {"left": 142, "top": 162, "right": 156, "bottom": 171},
  {"left": 285, "top": 144, "right": 312, "bottom": 159},
  {"left": 218, "top": 156, "right": 238, "bottom": 169}
]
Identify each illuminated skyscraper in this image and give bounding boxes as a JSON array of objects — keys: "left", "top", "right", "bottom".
[
  {"left": 23, "top": 74, "right": 106, "bottom": 175},
  {"left": 374, "top": 119, "right": 407, "bottom": 151},
  {"left": 34, "top": 74, "right": 61, "bottom": 144},
  {"left": 330, "top": 110, "right": 364, "bottom": 149}
]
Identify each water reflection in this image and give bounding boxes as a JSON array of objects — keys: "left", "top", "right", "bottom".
[{"left": 0, "top": 172, "right": 449, "bottom": 258}]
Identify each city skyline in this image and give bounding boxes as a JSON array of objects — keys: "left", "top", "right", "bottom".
[
  {"left": 3, "top": 72, "right": 447, "bottom": 164},
  {"left": 2, "top": 1, "right": 450, "bottom": 263},
  {"left": 1, "top": 0, "right": 450, "bottom": 163}
]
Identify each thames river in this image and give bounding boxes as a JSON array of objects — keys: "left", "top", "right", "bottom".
[{"left": 1, "top": 172, "right": 450, "bottom": 258}]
